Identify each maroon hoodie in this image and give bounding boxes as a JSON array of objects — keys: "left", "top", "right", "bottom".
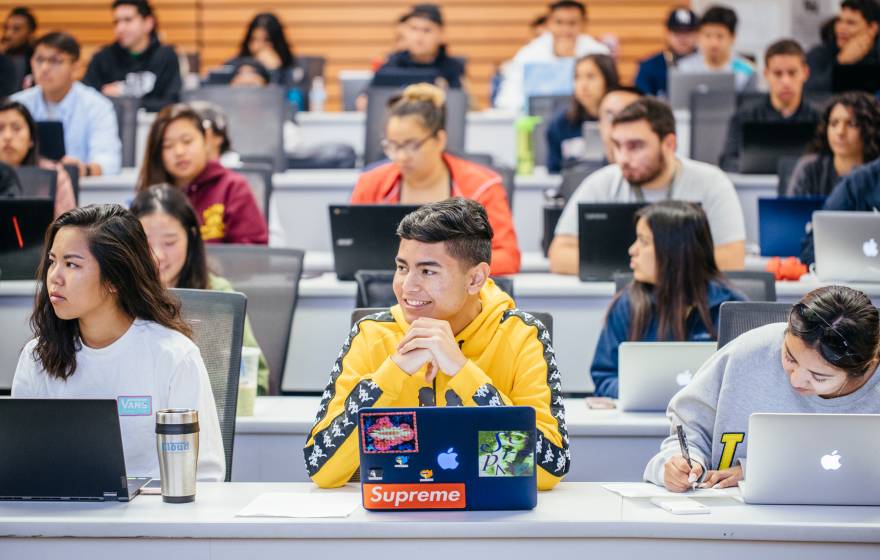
[{"left": 185, "top": 160, "right": 268, "bottom": 244}]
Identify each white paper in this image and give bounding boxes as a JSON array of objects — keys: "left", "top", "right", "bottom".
[
  {"left": 602, "top": 482, "right": 739, "bottom": 499},
  {"left": 236, "top": 492, "right": 360, "bottom": 518}
]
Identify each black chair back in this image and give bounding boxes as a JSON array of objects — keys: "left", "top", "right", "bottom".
[
  {"left": 354, "top": 270, "right": 515, "bottom": 308},
  {"left": 717, "top": 301, "right": 792, "bottom": 349}
]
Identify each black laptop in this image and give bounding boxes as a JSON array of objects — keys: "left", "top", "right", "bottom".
[
  {"left": 371, "top": 67, "right": 441, "bottom": 88},
  {"left": 35, "top": 121, "right": 65, "bottom": 161},
  {"left": 577, "top": 202, "right": 646, "bottom": 282},
  {"left": 0, "top": 198, "right": 53, "bottom": 281},
  {"left": 0, "top": 399, "right": 150, "bottom": 501},
  {"left": 739, "top": 120, "right": 817, "bottom": 174},
  {"left": 329, "top": 204, "right": 419, "bottom": 280}
]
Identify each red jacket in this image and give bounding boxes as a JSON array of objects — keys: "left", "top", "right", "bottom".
[
  {"left": 185, "top": 160, "right": 268, "bottom": 245},
  {"left": 350, "top": 153, "right": 521, "bottom": 275}
]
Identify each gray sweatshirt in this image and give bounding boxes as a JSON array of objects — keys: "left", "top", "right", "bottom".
[{"left": 644, "top": 322, "right": 880, "bottom": 485}]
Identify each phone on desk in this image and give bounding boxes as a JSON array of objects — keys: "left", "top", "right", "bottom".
[
  {"left": 139, "top": 479, "right": 162, "bottom": 495},
  {"left": 650, "top": 497, "right": 710, "bottom": 515}
]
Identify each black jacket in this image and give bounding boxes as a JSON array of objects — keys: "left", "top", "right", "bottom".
[
  {"left": 83, "top": 36, "right": 181, "bottom": 112},
  {"left": 373, "top": 45, "right": 465, "bottom": 88},
  {"left": 805, "top": 39, "right": 880, "bottom": 92}
]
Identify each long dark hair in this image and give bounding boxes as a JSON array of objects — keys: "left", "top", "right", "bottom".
[
  {"left": 0, "top": 99, "right": 38, "bottom": 166},
  {"left": 566, "top": 54, "right": 619, "bottom": 124},
  {"left": 808, "top": 91, "right": 880, "bottom": 163},
  {"left": 788, "top": 286, "right": 880, "bottom": 377},
  {"left": 31, "top": 204, "right": 192, "bottom": 380},
  {"left": 130, "top": 184, "right": 210, "bottom": 290},
  {"left": 237, "top": 12, "right": 295, "bottom": 69},
  {"left": 136, "top": 103, "right": 205, "bottom": 191},
  {"left": 624, "top": 201, "right": 722, "bottom": 341}
]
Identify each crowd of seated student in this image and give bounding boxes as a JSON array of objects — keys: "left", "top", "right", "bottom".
[
  {"left": 676, "top": 5, "right": 756, "bottom": 93},
  {"left": 83, "top": 0, "right": 181, "bottom": 113},
  {"left": 130, "top": 184, "right": 271, "bottom": 395},
  {"left": 635, "top": 8, "right": 698, "bottom": 97},
  {"left": 226, "top": 12, "right": 297, "bottom": 89},
  {"left": 494, "top": 0, "right": 609, "bottom": 112},
  {"left": 650, "top": 285, "right": 880, "bottom": 492},
  {"left": 545, "top": 53, "right": 618, "bottom": 173},
  {"left": 806, "top": 0, "right": 880, "bottom": 92},
  {"left": 549, "top": 97, "right": 746, "bottom": 274},
  {"left": 136, "top": 103, "right": 269, "bottom": 245},
  {"left": 304, "top": 198, "right": 568, "bottom": 490},
  {"left": 0, "top": 98, "right": 76, "bottom": 216},
  {"left": 719, "top": 39, "right": 819, "bottom": 173},
  {"left": 11, "top": 203, "right": 225, "bottom": 482},
  {"left": 372, "top": 4, "right": 465, "bottom": 90},
  {"left": 590, "top": 202, "right": 744, "bottom": 398},
  {"left": 11, "top": 32, "right": 121, "bottom": 177},
  {"left": 351, "top": 83, "right": 520, "bottom": 275},
  {"left": 786, "top": 91, "right": 880, "bottom": 197}
]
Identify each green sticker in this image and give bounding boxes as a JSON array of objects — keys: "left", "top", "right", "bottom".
[{"left": 478, "top": 431, "right": 534, "bottom": 477}]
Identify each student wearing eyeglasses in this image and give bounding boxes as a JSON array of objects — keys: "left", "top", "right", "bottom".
[
  {"left": 350, "top": 83, "right": 520, "bottom": 275},
  {"left": 646, "top": 285, "right": 880, "bottom": 493}
]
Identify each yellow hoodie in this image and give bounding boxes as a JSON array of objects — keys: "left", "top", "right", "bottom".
[{"left": 304, "top": 280, "right": 570, "bottom": 490}]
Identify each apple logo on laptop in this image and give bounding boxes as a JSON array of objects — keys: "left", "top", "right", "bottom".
[
  {"left": 863, "top": 238, "right": 879, "bottom": 258},
  {"left": 820, "top": 450, "right": 842, "bottom": 471},
  {"left": 675, "top": 370, "right": 694, "bottom": 387},
  {"left": 437, "top": 447, "right": 459, "bottom": 470}
]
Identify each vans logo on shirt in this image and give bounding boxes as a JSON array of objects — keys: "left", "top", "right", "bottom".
[{"left": 117, "top": 396, "right": 152, "bottom": 416}]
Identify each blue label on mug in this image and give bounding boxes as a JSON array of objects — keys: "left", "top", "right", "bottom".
[
  {"left": 160, "top": 441, "right": 191, "bottom": 453},
  {"left": 117, "top": 396, "right": 152, "bottom": 416}
]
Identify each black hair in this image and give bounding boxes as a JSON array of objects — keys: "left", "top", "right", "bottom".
[
  {"left": 841, "top": 0, "right": 880, "bottom": 24},
  {"left": 567, "top": 53, "right": 620, "bottom": 123},
  {"left": 700, "top": 5, "right": 738, "bottom": 34},
  {"left": 237, "top": 12, "right": 295, "bottom": 69},
  {"left": 808, "top": 91, "right": 880, "bottom": 163},
  {"left": 8, "top": 6, "right": 36, "bottom": 31},
  {"left": 112, "top": 0, "right": 153, "bottom": 17},
  {"left": 612, "top": 97, "right": 676, "bottom": 140},
  {"left": 231, "top": 57, "right": 271, "bottom": 85},
  {"left": 764, "top": 38, "right": 806, "bottom": 66},
  {"left": 789, "top": 285, "right": 880, "bottom": 377},
  {"left": 34, "top": 32, "right": 80, "bottom": 61},
  {"left": 549, "top": 1, "right": 586, "bottom": 17},
  {"left": 396, "top": 198, "right": 493, "bottom": 268},
  {"left": 130, "top": 184, "right": 210, "bottom": 290},
  {"left": 0, "top": 98, "right": 38, "bottom": 165}
]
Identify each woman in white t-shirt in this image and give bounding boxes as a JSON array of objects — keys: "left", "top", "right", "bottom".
[{"left": 12, "top": 204, "right": 225, "bottom": 481}]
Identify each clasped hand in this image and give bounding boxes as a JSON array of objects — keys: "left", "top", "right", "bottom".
[{"left": 391, "top": 317, "right": 467, "bottom": 381}]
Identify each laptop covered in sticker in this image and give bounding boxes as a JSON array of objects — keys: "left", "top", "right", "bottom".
[{"left": 357, "top": 406, "right": 537, "bottom": 511}]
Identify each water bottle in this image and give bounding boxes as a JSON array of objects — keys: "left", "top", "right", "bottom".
[
  {"left": 155, "top": 408, "right": 200, "bottom": 503},
  {"left": 310, "top": 77, "right": 326, "bottom": 112}
]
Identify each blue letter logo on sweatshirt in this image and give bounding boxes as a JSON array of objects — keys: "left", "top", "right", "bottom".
[{"left": 117, "top": 396, "right": 152, "bottom": 416}]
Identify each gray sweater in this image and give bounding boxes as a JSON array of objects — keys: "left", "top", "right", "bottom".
[{"left": 644, "top": 322, "right": 880, "bottom": 485}]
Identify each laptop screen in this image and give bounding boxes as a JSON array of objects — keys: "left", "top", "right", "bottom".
[{"left": 0, "top": 198, "right": 53, "bottom": 281}]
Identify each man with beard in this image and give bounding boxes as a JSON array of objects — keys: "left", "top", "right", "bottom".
[{"left": 548, "top": 97, "right": 745, "bottom": 274}]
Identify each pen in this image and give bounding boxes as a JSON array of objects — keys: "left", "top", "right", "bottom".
[{"left": 676, "top": 425, "right": 696, "bottom": 490}]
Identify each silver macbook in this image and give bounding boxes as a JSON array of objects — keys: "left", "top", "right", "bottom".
[
  {"left": 617, "top": 342, "right": 716, "bottom": 412},
  {"left": 667, "top": 70, "right": 736, "bottom": 110},
  {"left": 813, "top": 211, "right": 880, "bottom": 282},
  {"left": 741, "top": 413, "right": 880, "bottom": 506}
]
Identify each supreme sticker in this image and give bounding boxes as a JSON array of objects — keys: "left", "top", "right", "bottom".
[
  {"left": 478, "top": 430, "right": 535, "bottom": 477},
  {"left": 363, "top": 483, "right": 466, "bottom": 510},
  {"left": 360, "top": 411, "right": 419, "bottom": 454}
]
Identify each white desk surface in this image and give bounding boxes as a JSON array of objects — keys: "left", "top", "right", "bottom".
[{"left": 2, "top": 482, "right": 878, "bottom": 545}]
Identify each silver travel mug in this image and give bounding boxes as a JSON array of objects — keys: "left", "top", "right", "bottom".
[{"left": 155, "top": 409, "right": 200, "bottom": 503}]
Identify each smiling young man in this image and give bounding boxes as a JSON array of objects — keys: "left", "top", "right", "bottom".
[
  {"left": 83, "top": 0, "right": 181, "bottom": 112},
  {"left": 304, "top": 198, "right": 569, "bottom": 490},
  {"left": 719, "top": 39, "right": 819, "bottom": 172},
  {"left": 548, "top": 97, "right": 746, "bottom": 274}
]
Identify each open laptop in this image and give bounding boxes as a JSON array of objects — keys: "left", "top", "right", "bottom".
[
  {"left": 740, "top": 413, "right": 880, "bottom": 505},
  {"left": 0, "top": 399, "right": 150, "bottom": 501},
  {"left": 738, "top": 121, "right": 817, "bottom": 174},
  {"left": 758, "top": 197, "right": 826, "bottom": 257},
  {"left": 578, "top": 202, "right": 646, "bottom": 281},
  {"left": 617, "top": 342, "right": 717, "bottom": 412},
  {"left": 813, "top": 211, "right": 880, "bottom": 282},
  {"left": 0, "top": 198, "right": 54, "bottom": 281},
  {"left": 35, "top": 121, "right": 65, "bottom": 161},
  {"left": 358, "top": 406, "right": 537, "bottom": 511},
  {"left": 329, "top": 204, "right": 419, "bottom": 281},
  {"left": 667, "top": 70, "right": 736, "bottom": 111}
]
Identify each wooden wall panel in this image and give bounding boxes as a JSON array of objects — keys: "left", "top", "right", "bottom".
[{"left": 1, "top": 0, "right": 683, "bottom": 109}]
